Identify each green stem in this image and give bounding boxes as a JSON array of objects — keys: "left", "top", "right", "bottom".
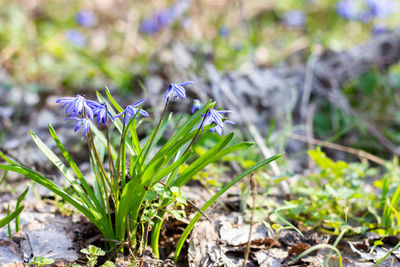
[
  {"left": 115, "top": 121, "right": 126, "bottom": 200},
  {"left": 142, "top": 101, "right": 169, "bottom": 164},
  {"left": 323, "top": 228, "right": 347, "bottom": 267},
  {"left": 105, "top": 105, "right": 115, "bottom": 181},
  {"left": 373, "top": 240, "right": 400, "bottom": 266},
  {"left": 181, "top": 108, "right": 209, "bottom": 157},
  {"left": 289, "top": 244, "right": 342, "bottom": 267}
]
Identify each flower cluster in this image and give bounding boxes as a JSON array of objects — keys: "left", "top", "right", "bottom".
[
  {"left": 336, "top": 0, "right": 396, "bottom": 22},
  {"left": 56, "top": 94, "right": 148, "bottom": 139},
  {"left": 65, "top": 10, "right": 96, "bottom": 47},
  {"left": 140, "top": 0, "right": 191, "bottom": 35},
  {"left": 57, "top": 81, "right": 234, "bottom": 139},
  {"left": 164, "top": 81, "right": 235, "bottom": 135}
]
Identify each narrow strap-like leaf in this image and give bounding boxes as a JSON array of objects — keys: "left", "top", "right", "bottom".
[
  {"left": 174, "top": 153, "right": 284, "bottom": 261},
  {"left": 30, "top": 131, "right": 97, "bottom": 212},
  {"left": 172, "top": 133, "right": 235, "bottom": 187},
  {"left": 48, "top": 124, "right": 105, "bottom": 213},
  {"left": 0, "top": 206, "right": 24, "bottom": 228}
]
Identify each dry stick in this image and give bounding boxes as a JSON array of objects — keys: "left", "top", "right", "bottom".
[
  {"left": 289, "top": 133, "right": 386, "bottom": 166},
  {"left": 243, "top": 174, "right": 256, "bottom": 267}
]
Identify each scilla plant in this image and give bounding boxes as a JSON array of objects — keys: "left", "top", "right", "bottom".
[{"left": 0, "top": 82, "right": 282, "bottom": 261}]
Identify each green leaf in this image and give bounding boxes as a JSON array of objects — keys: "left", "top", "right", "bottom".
[
  {"left": 30, "top": 130, "right": 96, "bottom": 211},
  {"left": 48, "top": 125, "right": 105, "bottom": 214},
  {"left": 0, "top": 206, "right": 24, "bottom": 228},
  {"left": 174, "top": 152, "right": 284, "bottom": 261},
  {"left": 0, "top": 164, "right": 112, "bottom": 238},
  {"left": 15, "top": 186, "right": 28, "bottom": 232}
]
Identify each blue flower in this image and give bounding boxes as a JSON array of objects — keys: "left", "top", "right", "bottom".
[
  {"left": 92, "top": 103, "right": 113, "bottom": 126},
  {"left": 202, "top": 109, "right": 234, "bottom": 135},
  {"left": 336, "top": 0, "right": 362, "bottom": 20},
  {"left": 219, "top": 26, "right": 231, "bottom": 37},
  {"left": 65, "top": 117, "right": 91, "bottom": 139},
  {"left": 113, "top": 98, "right": 149, "bottom": 125},
  {"left": 282, "top": 10, "right": 305, "bottom": 28},
  {"left": 191, "top": 99, "right": 202, "bottom": 113},
  {"left": 366, "top": 0, "right": 396, "bottom": 19},
  {"left": 164, "top": 81, "right": 194, "bottom": 102},
  {"left": 372, "top": 24, "right": 387, "bottom": 35},
  {"left": 65, "top": 30, "right": 87, "bottom": 48},
  {"left": 76, "top": 10, "right": 96, "bottom": 27},
  {"left": 170, "top": 0, "right": 191, "bottom": 19},
  {"left": 140, "top": 0, "right": 191, "bottom": 35},
  {"left": 56, "top": 94, "right": 98, "bottom": 119},
  {"left": 140, "top": 9, "right": 174, "bottom": 34}
]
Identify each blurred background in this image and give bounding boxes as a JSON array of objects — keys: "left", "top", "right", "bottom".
[
  {"left": 2, "top": 0, "right": 400, "bottom": 160},
  {"left": 1, "top": 0, "right": 399, "bottom": 91}
]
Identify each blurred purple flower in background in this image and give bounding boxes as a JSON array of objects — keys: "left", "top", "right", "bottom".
[
  {"left": 140, "top": 0, "right": 191, "bottom": 34},
  {"left": 372, "top": 24, "right": 387, "bottom": 35},
  {"left": 140, "top": 9, "right": 173, "bottom": 34},
  {"left": 76, "top": 10, "right": 96, "bottom": 27},
  {"left": 219, "top": 26, "right": 231, "bottom": 37},
  {"left": 170, "top": 0, "right": 191, "bottom": 18},
  {"left": 282, "top": 10, "right": 306, "bottom": 28},
  {"left": 65, "top": 30, "right": 87, "bottom": 48},
  {"left": 366, "top": 0, "right": 396, "bottom": 18},
  {"left": 337, "top": 0, "right": 362, "bottom": 20},
  {"left": 337, "top": 0, "right": 397, "bottom": 21}
]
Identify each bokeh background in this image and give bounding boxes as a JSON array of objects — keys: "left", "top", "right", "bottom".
[{"left": 1, "top": 0, "right": 399, "bottom": 91}]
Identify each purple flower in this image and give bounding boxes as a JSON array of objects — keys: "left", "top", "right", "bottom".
[
  {"left": 164, "top": 81, "right": 194, "bottom": 102},
  {"left": 56, "top": 94, "right": 98, "bottom": 119},
  {"left": 282, "top": 10, "right": 305, "bottom": 28},
  {"left": 366, "top": 0, "right": 396, "bottom": 18},
  {"left": 140, "top": 0, "right": 191, "bottom": 34},
  {"left": 92, "top": 103, "right": 113, "bottom": 126},
  {"left": 170, "top": 0, "right": 191, "bottom": 19},
  {"left": 202, "top": 109, "right": 234, "bottom": 135},
  {"left": 140, "top": 9, "right": 174, "bottom": 34},
  {"left": 191, "top": 99, "right": 202, "bottom": 113},
  {"left": 113, "top": 98, "right": 149, "bottom": 125},
  {"left": 66, "top": 117, "right": 91, "bottom": 139},
  {"left": 372, "top": 24, "right": 387, "bottom": 35},
  {"left": 65, "top": 30, "right": 87, "bottom": 48},
  {"left": 218, "top": 26, "right": 231, "bottom": 37},
  {"left": 336, "top": 0, "right": 362, "bottom": 20},
  {"left": 76, "top": 10, "right": 96, "bottom": 27}
]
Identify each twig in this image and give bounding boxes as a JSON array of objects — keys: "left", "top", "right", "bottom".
[
  {"left": 243, "top": 174, "right": 256, "bottom": 267},
  {"left": 289, "top": 133, "right": 386, "bottom": 166}
]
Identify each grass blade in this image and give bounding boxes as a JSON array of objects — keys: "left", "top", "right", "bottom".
[
  {"left": 0, "top": 206, "right": 24, "bottom": 228},
  {"left": 174, "top": 152, "right": 284, "bottom": 261}
]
